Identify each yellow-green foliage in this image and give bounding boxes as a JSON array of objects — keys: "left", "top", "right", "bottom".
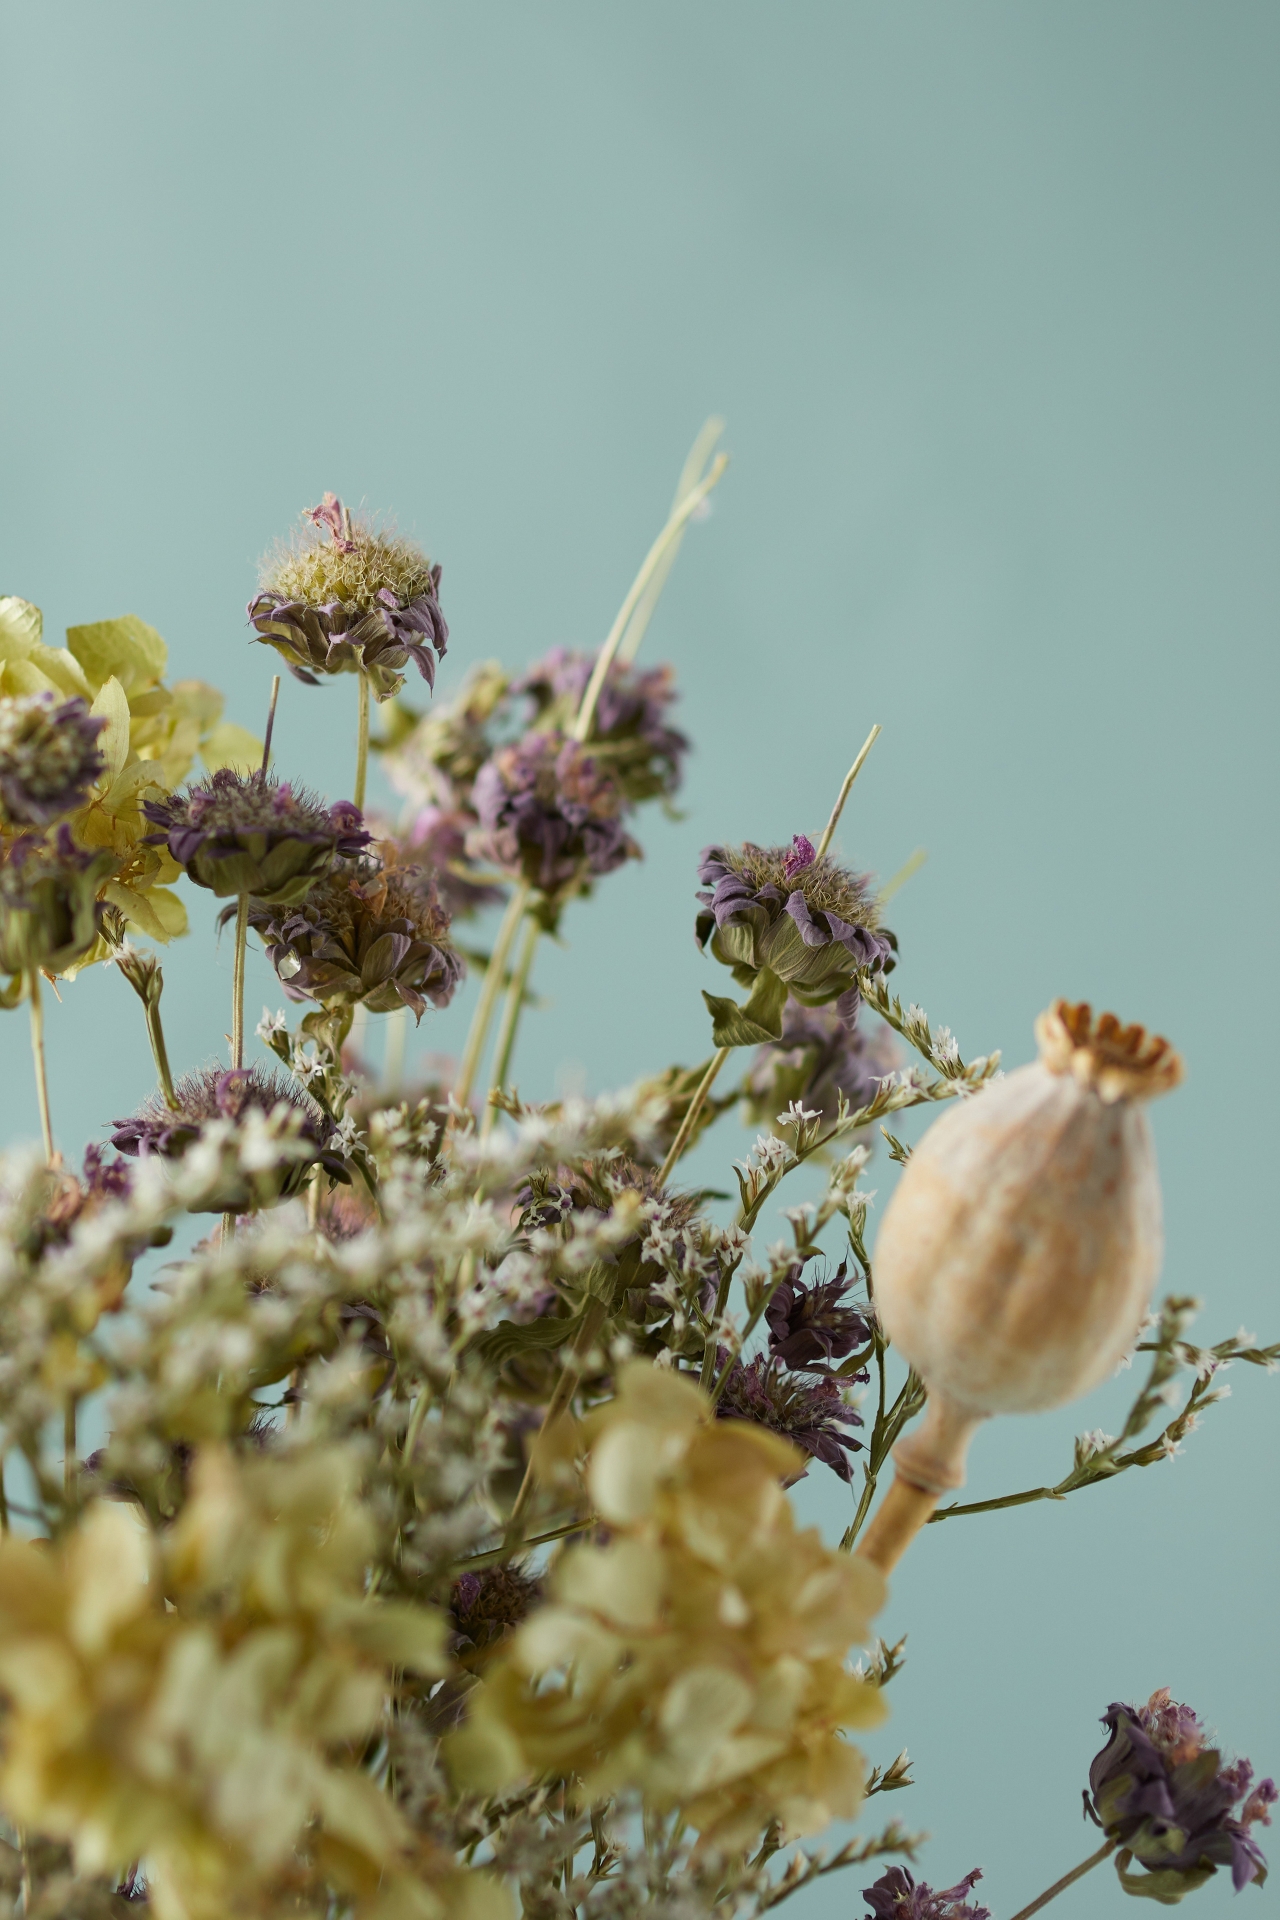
[{"left": 262, "top": 515, "right": 436, "bottom": 613}]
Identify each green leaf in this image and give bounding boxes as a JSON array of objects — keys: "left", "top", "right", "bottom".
[
  {"left": 201, "top": 720, "right": 264, "bottom": 774},
  {"left": 1114, "top": 1850, "right": 1214, "bottom": 1904},
  {"left": 67, "top": 614, "right": 168, "bottom": 695},
  {"left": 702, "top": 966, "right": 788, "bottom": 1047},
  {"left": 0, "top": 596, "right": 42, "bottom": 655}
]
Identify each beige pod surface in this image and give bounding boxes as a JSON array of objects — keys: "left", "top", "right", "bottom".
[{"left": 874, "top": 1002, "right": 1184, "bottom": 1418}]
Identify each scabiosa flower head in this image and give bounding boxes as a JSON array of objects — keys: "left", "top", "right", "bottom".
[
  {"left": 246, "top": 848, "right": 463, "bottom": 1020},
  {"left": 514, "top": 648, "right": 689, "bottom": 805},
  {"left": 861, "top": 1866, "right": 989, "bottom": 1919},
  {"left": 744, "top": 999, "right": 900, "bottom": 1129},
  {"left": 248, "top": 494, "right": 448, "bottom": 700},
  {"left": 1087, "top": 1688, "right": 1273, "bottom": 1896},
  {"left": 0, "top": 692, "right": 106, "bottom": 827},
  {"left": 715, "top": 1352, "right": 864, "bottom": 1482},
  {"left": 22, "top": 1148, "right": 171, "bottom": 1312},
  {"left": 696, "top": 837, "right": 895, "bottom": 1020},
  {"left": 143, "top": 769, "right": 369, "bottom": 905},
  {"left": 766, "top": 1261, "right": 874, "bottom": 1372},
  {"left": 449, "top": 1563, "right": 544, "bottom": 1669},
  {"left": 110, "top": 1065, "right": 349, "bottom": 1212},
  {"left": 469, "top": 732, "right": 638, "bottom": 900},
  {"left": 0, "top": 828, "right": 116, "bottom": 979}
]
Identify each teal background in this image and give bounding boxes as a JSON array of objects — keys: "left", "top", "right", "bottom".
[{"left": 2, "top": 5, "right": 1277, "bottom": 1913}]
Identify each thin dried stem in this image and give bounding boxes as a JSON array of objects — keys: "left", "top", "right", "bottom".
[
  {"left": 573, "top": 453, "right": 728, "bottom": 745},
  {"left": 230, "top": 893, "right": 249, "bottom": 1070},
  {"left": 656, "top": 1046, "right": 731, "bottom": 1186},
  {"left": 1008, "top": 1839, "right": 1115, "bottom": 1919},
  {"left": 455, "top": 881, "right": 531, "bottom": 1107},
  {"left": 815, "top": 724, "right": 881, "bottom": 860},
  {"left": 354, "top": 670, "right": 370, "bottom": 811},
  {"left": 27, "top": 969, "right": 55, "bottom": 1164},
  {"left": 482, "top": 914, "right": 540, "bottom": 1139},
  {"left": 260, "top": 673, "right": 281, "bottom": 774}
]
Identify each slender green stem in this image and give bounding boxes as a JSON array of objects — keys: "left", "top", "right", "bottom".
[
  {"left": 146, "top": 996, "right": 179, "bottom": 1109},
  {"left": 815, "top": 724, "right": 882, "bottom": 860},
  {"left": 482, "top": 915, "right": 540, "bottom": 1138},
  {"left": 231, "top": 892, "right": 249, "bottom": 1070},
  {"left": 384, "top": 1002, "right": 408, "bottom": 1091},
  {"left": 572, "top": 454, "right": 729, "bottom": 744},
  {"left": 27, "top": 969, "right": 55, "bottom": 1164},
  {"left": 700, "top": 1258, "right": 739, "bottom": 1390},
  {"left": 354, "top": 670, "right": 370, "bottom": 811},
  {"left": 1008, "top": 1840, "right": 1115, "bottom": 1920},
  {"left": 455, "top": 882, "right": 531, "bottom": 1107},
  {"left": 656, "top": 1046, "right": 730, "bottom": 1186}
]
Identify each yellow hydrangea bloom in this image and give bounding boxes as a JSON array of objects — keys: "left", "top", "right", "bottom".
[
  {"left": 0, "top": 1446, "right": 502, "bottom": 1920},
  {"left": 448, "top": 1364, "right": 888, "bottom": 1853},
  {"left": 0, "top": 597, "right": 262, "bottom": 967}
]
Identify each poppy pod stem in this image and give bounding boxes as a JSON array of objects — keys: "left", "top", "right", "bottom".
[
  {"left": 230, "top": 893, "right": 249, "bottom": 1071},
  {"left": 855, "top": 1391, "right": 986, "bottom": 1573},
  {"left": 354, "top": 670, "right": 370, "bottom": 813},
  {"left": 26, "top": 968, "right": 55, "bottom": 1165}
]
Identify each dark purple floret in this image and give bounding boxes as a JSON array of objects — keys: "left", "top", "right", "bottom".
[
  {"left": 449, "top": 1563, "right": 544, "bottom": 1664},
  {"left": 715, "top": 1351, "right": 863, "bottom": 1481},
  {"left": 514, "top": 647, "right": 689, "bottom": 806},
  {"left": 0, "top": 692, "right": 106, "bottom": 827},
  {"left": 695, "top": 841, "right": 895, "bottom": 1020},
  {"left": 745, "top": 998, "right": 900, "bottom": 1129},
  {"left": 469, "top": 731, "right": 637, "bottom": 897},
  {"left": 1088, "top": 1689, "right": 1272, "bottom": 1895},
  {"left": 862, "top": 1866, "right": 989, "bottom": 1919},
  {"left": 766, "top": 1262, "right": 873, "bottom": 1372}
]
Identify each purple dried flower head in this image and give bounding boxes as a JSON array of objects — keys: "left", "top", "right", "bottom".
[
  {"left": 110, "top": 1065, "right": 349, "bottom": 1213},
  {"left": 245, "top": 848, "right": 463, "bottom": 1020},
  {"left": 469, "top": 731, "right": 638, "bottom": 901},
  {"left": 0, "top": 692, "right": 106, "bottom": 827},
  {"left": 1088, "top": 1688, "right": 1272, "bottom": 1895},
  {"left": 143, "top": 769, "right": 369, "bottom": 905},
  {"left": 379, "top": 804, "right": 506, "bottom": 921},
  {"left": 861, "top": 1866, "right": 989, "bottom": 1919},
  {"left": 744, "top": 998, "right": 901, "bottom": 1131},
  {"left": 766, "top": 1261, "right": 874, "bottom": 1372},
  {"left": 715, "top": 1352, "right": 864, "bottom": 1481},
  {"left": 514, "top": 648, "right": 689, "bottom": 806},
  {"left": 449, "top": 1563, "right": 544, "bottom": 1668},
  {"left": 0, "top": 828, "right": 116, "bottom": 979},
  {"left": 249, "top": 497, "right": 447, "bottom": 699},
  {"left": 695, "top": 840, "right": 895, "bottom": 1019},
  {"left": 21, "top": 1148, "right": 170, "bottom": 1292}
]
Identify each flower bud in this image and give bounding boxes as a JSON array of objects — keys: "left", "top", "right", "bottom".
[
  {"left": 0, "top": 829, "right": 116, "bottom": 981},
  {"left": 873, "top": 1000, "right": 1183, "bottom": 1423},
  {"left": 0, "top": 691, "right": 106, "bottom": 826}
]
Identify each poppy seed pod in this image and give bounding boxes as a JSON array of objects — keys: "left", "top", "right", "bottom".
[{"left": 858, "top": 1001, "right": 1183, "bottom": 1572}]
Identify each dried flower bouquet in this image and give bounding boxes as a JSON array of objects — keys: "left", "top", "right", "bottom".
[{"left": 0, "top": 429, "right": 1273, "bottom": 1920}]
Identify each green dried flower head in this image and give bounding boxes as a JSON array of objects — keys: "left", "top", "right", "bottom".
[
  {"left": 261, "top": 499, "right": 437, "bottom": 613},
  {"left": 248, "top": 495, "right": 448, "bottom": 699},
  {"left": 0, "top": 829, "right": 117, "bottom": 984},
  {"left": 0, "top": 692, "right": 106, "bottom": 827}
]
